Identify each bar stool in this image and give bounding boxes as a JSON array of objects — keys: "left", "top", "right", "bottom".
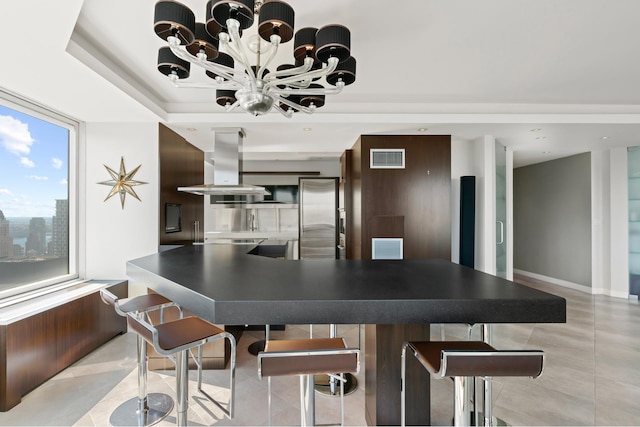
[
  {"left": 100, "top": 289, "right": 180, "bottom": 427},
  {"left": 258, "top": 338, "right": 360, "bottom": 426},
  {"left": 438, "top": 322, "right": 486, "bottom": 424},
  {"left": 126, "top": 312, "right": 236, "bottom": 427},
  {"left": 400, "top": 341, "right": 544, "bottom": 427},
  {"left": 309, "top": 324, "right": 359, "bottom": 396}
]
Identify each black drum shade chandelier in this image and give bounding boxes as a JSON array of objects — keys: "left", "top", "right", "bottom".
[{"left": 154, "top": 0, "right": 357, "bottom": 117}]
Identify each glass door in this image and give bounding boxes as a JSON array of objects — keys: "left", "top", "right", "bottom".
[
  {"left": 496, "top": 141, "right": 507, "bottom": 278},
  {"left": 629, "top": 146, "right": 640, "bottom": 296}
]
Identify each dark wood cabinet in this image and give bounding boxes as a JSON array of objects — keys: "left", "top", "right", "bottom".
[
  {"left": 159, "top": 124, "right": 204, "bottom": 245},
  {"left": 345, "top": 134, "right": 451, "bottom": 425}
]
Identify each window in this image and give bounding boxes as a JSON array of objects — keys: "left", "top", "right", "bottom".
[{"left": 0, "top": 90, "right": 78, "bottom": 300}]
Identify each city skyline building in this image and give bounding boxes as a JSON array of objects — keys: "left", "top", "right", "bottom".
[
  {"left": 25, "top": 217, "right": 46, "bottom": 257},
  {"left": 52, "top": 199, "right": 69, "bottom": 258},
  {"left": 0, "top": 210, "right": 12, "bottom": 258}
]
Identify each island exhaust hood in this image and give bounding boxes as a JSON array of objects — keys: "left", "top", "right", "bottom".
[{"left": 178, "top": 128, "right": 270, "bottom": 197}]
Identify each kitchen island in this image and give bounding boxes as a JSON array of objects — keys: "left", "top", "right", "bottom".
[{"left": 127, "top": 244, "right": 566, "bottom": 425}]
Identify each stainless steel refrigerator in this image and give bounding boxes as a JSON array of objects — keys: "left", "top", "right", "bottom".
[{"left": 298, "top": 177, "right": 339, "bottom": 259}]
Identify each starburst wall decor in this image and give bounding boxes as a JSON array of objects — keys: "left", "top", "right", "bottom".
[{"left": 98, "top": 156, "right": 147, "bottom": 209}]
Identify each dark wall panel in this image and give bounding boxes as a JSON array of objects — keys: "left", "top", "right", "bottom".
[
  {"left": 460, "top": 175, "right": 476, "bottom": 268},
  {"left": 350, "top": 135, "right": 451, "bottom": 260}
]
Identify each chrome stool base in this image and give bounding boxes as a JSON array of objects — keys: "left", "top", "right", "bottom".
[
  {"left": 108, "top": 392, "right": 174, "bottom": 427},
  {"left": 313, "top": 373, "right": 358, "bottom": 396},
  {"left": 248, "top": 339, "right": 266, "bottom": 355}
]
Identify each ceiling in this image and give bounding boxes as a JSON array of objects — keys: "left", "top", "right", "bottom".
[{"left": 4, "top": 0, "right": 640, "bottom": 167}]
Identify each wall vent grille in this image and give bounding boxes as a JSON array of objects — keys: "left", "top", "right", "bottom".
[{"left": 370, "top": 149, "right": 405, "bottom": 169}]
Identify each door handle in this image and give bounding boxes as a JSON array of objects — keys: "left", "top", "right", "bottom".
[{"left": 496, "top": 220, "right": 504, "bottom": 245}]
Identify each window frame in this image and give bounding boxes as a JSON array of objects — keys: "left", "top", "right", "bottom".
[{"left": 0, "top": 88, "right": 79, "bottom": 302}]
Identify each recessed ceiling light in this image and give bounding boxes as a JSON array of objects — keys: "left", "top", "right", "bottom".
[
  {"left": 187, "top": 127, "right": 197, "bottom": 132},
  {"left": 530, "top": 128, "right": 542, "bottom": 132},
  {"left": 601, "top": 136, "right": 609, "bottom": 140},
  {"left": 303, "top": 127, "right": 312, "bottom": 131},
  {"left": 536, "top": 136, "right": 546, "bottom": 140},
  {"left": 543, "top": 151, "right": 551, "bottom": 154},
  {"left": 418, "top": 127, "right": 427, "bottom": 132}
]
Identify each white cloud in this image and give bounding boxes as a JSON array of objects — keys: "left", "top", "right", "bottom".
[
  {"left": 52, "top": 157, "right": 63, "bottom": 169},
  {"left": 59, "top": 179, "right": 68, "bottom": 185},
  {"left": 0, "top": 196, "right": 55, "bottom": 218},
  {"left": 0, "top": 115, "right": 34, "bottom": 156},
  {"left": 20, "top": 157, "right": 35, "bottom": 168},
  {"left": 0, "top": 188, "right": 12, "bottom": 196},
  {"left": 26, "top": 175, "right": 49, "bottom": 181}
]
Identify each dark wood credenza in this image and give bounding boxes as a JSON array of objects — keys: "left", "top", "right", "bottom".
[{"left": 0, "top": 281, "right": 127, "bottom": 411}]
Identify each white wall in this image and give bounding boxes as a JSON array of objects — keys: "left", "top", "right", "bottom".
[
  {"left": 591, "top": 151, "right": 609, "bottom": 295},
  {"left": 84, "top": 122, "right": 159, "bottom": 279},
  {"left": 610, "top": 147, "right": 629, "bottom": 297},
  {"left": 476, "top": 135, "right": 497, "bottom": 274}
]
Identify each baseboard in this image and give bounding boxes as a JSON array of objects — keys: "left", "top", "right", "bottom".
[
  {"left": 594, "top": 288, "right": 632, "bottom": 299},
  {"left": 514, "top": 269, "right": 592, "bottom": 294},
  {"left": 514, "top": 269, "right": 630, "bottom": 299}
]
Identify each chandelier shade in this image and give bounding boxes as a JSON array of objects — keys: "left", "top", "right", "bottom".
[
  {"left": 205, "top": 0, "right": 223, "bottom": 36},
  {"left": 154, "top": 1, "right": 196, "bottom": 46},
  {"left": 185, "top": 22, "right": 220, "bottom": 60},
  {"left": 157, "top": 46, "right": 190, "bottom": 79},
  {"left": 257, "top": 1, "right": 295, "bottom": 43},
  {"left": 293, "top": 27, "right": 318, "bottom": 61},
  {"left": 327, "top": 56, "right": 357, "bottom": 86},
  {"left": 153, "top": 0, "right": 357, "bottom": 117},
  {"left": 205, "top": 51, "right": 234, "bottom": 80},
  {"left": 300, "top": 84, "right": 325, "bottom": 108},
  {"left": 315, "top": 25, "right": 351, "bottom": 63},
  {"left": 210, "top": 0, "right": 255, "bottom": 30},
  {"left": 216, "top": 89, "right": 237, "bottom": 106}
]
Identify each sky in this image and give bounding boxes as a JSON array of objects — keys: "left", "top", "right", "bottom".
[{"left": 0, "top": 104, "right": 69, "bottom": 218}]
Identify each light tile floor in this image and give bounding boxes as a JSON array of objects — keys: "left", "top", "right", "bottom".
[{"left": 1, "top": 276, "right": 639, "bottom": 426}]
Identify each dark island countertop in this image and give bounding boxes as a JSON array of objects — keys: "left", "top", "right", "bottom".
[{"left": 126, "top": 244, "right": 566, "bottom": 326}]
